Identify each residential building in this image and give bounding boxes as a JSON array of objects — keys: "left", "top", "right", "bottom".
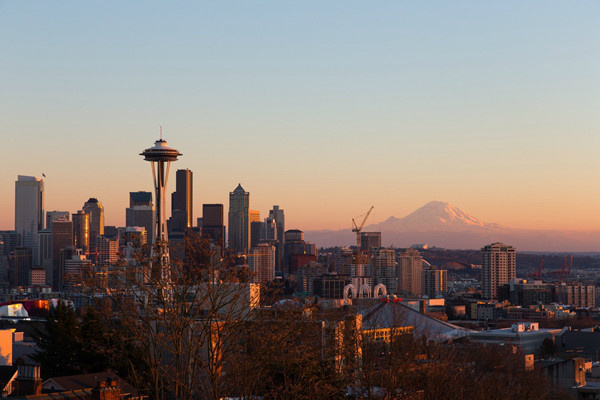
[
  {"left": 399, "top": 248, "right": 423, "bottom": 297},
  {"left": 421, "top": 267, "right": 447, "bottom": 298},
  {"left": 556, "top": 283, "right": 596, "bottom": 308},
  {"left": 360, "top": 232, "right": 381, "bottom": 253},
  {"left": 250, "top": 243, "right": 276, "bottom": 284},
  {"left": 372, "top": 247, "right": 397, "bottom": 294},
  {"left": 481, "top": 242, "right": 516, "bottom": 300}
]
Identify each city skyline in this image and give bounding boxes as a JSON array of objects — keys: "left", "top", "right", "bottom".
[{"left": 1, "top": 1, "right": 599, "bottom": 233}]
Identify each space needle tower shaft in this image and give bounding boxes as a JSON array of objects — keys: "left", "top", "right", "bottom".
[{"left": 140, "top": 133, "right": 181, "bottom": 281}]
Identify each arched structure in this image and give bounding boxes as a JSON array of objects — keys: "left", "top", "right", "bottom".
[
  {"left": 373, "top": 283, "right": 387, "bottom": 298},
  {"left": 343, "top": 284, "right": 357, "bottom": 300},
  {"left": 360, "top": 284, "right": 371, "bottom": 298}
]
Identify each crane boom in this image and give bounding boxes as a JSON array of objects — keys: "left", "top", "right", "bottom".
[{"left": 352, "top": 206, "right": 374, "bottom": 267}]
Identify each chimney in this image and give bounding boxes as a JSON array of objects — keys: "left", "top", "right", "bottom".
[{"left": 92, "top": 378, "right": 121, "bottom": 400}]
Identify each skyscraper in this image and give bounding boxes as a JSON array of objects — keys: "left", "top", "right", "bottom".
[
  {"left": 52, "top": 219, "right": 73, "bottom": 289},
  {"left": 228, "top": 184, "right": 250, "bottom": 254},
  {"left": 202, "top": 204, "right": 225, "bottom": 253},
  {"left": 15, "top": 175, "right": 44, "bottom": 264},
  {"left": 72, "top": 210, "right": 90, "bottom": 253},
  {"left": 482, "top": 242, "right": 516, "bottom": 300},
  {"left": 399, "top": 248, "right": 423, "bottom": 297},
  {"left": 171, "top": 169, "right": 193, "bottom": 231},
  {"left": 126, "top": 192, "right": 155, "bottom": 244},
  {"left": 82, "top": 198, "right": 104, "bottom": 246},
  {"left": 268, "top": 205, "right": 285, "bottom": 272}
]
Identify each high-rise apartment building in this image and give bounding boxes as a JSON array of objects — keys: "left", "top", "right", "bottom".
[
  {"left": 228, "top": 184, "right": 250, "bottom": 254},
  {"left": 421, "top": 267, "right": 447, "bottom": 298},
  {"left": 171, "top": 169, "right": 193, "bottom": 231},
  {"left": 72, "top": 210, "right": 90, "bottom": 253},
  {"left": 399, "top": 249, "right": 423, "bottom": 297},
  {"left": 82, "top": 198, "right": 104, "bottom": 246},
  {"left": 360, "top": 232, "right": 381, "bottom": 253},
  {"left": 481, "top": 242, "right": 516, "bottom": 300},
  {"left": 250, "top": 243, "right": 276, "bottom": 284},
  {"left": 15, "top": 175, "right": 44, "bottom": 264},
  {"left": 372, "top": 247, "right": 397, "bottom": 294}
]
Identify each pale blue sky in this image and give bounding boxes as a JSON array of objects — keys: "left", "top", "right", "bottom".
[{"left": 1, "top": 1, "right": 599, "bottom": 231}]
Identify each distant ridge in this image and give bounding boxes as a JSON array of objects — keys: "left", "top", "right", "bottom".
[{"left": 304, "top": 201, "right": 600, "bottom": 252}]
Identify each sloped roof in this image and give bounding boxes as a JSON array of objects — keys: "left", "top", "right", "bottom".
[
  {"left": 43, "top": 372, "right": 137, "bottom": 397},
  {"left": 359, "top": 301, "right": 474, "bottom": 341}
]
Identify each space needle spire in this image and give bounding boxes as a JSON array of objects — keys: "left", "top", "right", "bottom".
[{"left": 140, "top": 133, "right": 182, "bottom": 281}]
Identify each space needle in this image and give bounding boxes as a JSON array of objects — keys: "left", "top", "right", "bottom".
[{"left": 140, "top": 131, "right": 181, "bottom": 281}]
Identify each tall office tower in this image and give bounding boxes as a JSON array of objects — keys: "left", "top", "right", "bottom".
[
  {"left": 82, "top": 198, "right": 104, "bottom": 247},
  {"left": 51, "top": 219, "right": 73, "bottom": 289},
  {"left": 46, "top": 211, "right": 70, "bottom": 231},
  {"left": 250, "top": 243, "right": 276, "bottom": 284},
  {"left": 72, "top": 210, "right": 90, "bottom": 253},
  {"left": 12, "top": 247, "right": 33, "bottom": 287},
  {"left": 268, "top": 205, "right": 285, "bottom": 271},
  {"left": 481, "top": 242, "right": 516, "bottom": 300},
  {"left": 360, "top": 232, "right": 381, "bottom": 253},
  {"left": 372, "top": 247, "right": 397, "bottom": 294},
  {"left": 228, "top": 184, "right": 250, "bottom": 254},
  {"left": 171, "top": 169, "right": 193, "bottom": 231},
  {"left": 130, "top": 191, "right": 152, "bottom": 207},
  {"left": 202, "top": 204, "right": 225, "bottom": 248},
  {"left": 15, "top": 175, "right": 44, "bottom": 264},
  {"left": 399, "top": 248, "right": 423, "bottom": 297},
  {"left": 421, "top": 267, "right": 447, "bottom": 298}
]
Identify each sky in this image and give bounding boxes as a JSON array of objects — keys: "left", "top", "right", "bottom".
[{"left": 1, "top": 1, "right": 599, "bottom": 233}]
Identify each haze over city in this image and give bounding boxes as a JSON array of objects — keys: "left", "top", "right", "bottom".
[{"left": 1, "top": 1, "right": 599, "bottom": 234}]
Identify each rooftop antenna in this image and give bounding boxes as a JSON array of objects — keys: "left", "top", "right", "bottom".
[{"left": 160, "top": 125, "right": 163, "bottom": 140}]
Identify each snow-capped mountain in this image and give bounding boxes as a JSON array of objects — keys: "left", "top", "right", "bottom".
[
  {"left": 367, "top": 201, "right": 502, "bottom": 232},
  {"left": 304, "top": 201, "right": 600, "bottom": 251}
]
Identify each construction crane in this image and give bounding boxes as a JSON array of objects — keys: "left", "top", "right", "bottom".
[
  {"left": 352, "top": 206, "right": 374, "bottom": 266},
  {"left": 528, "top": 258, "right": 544, "bottom": 280}
]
